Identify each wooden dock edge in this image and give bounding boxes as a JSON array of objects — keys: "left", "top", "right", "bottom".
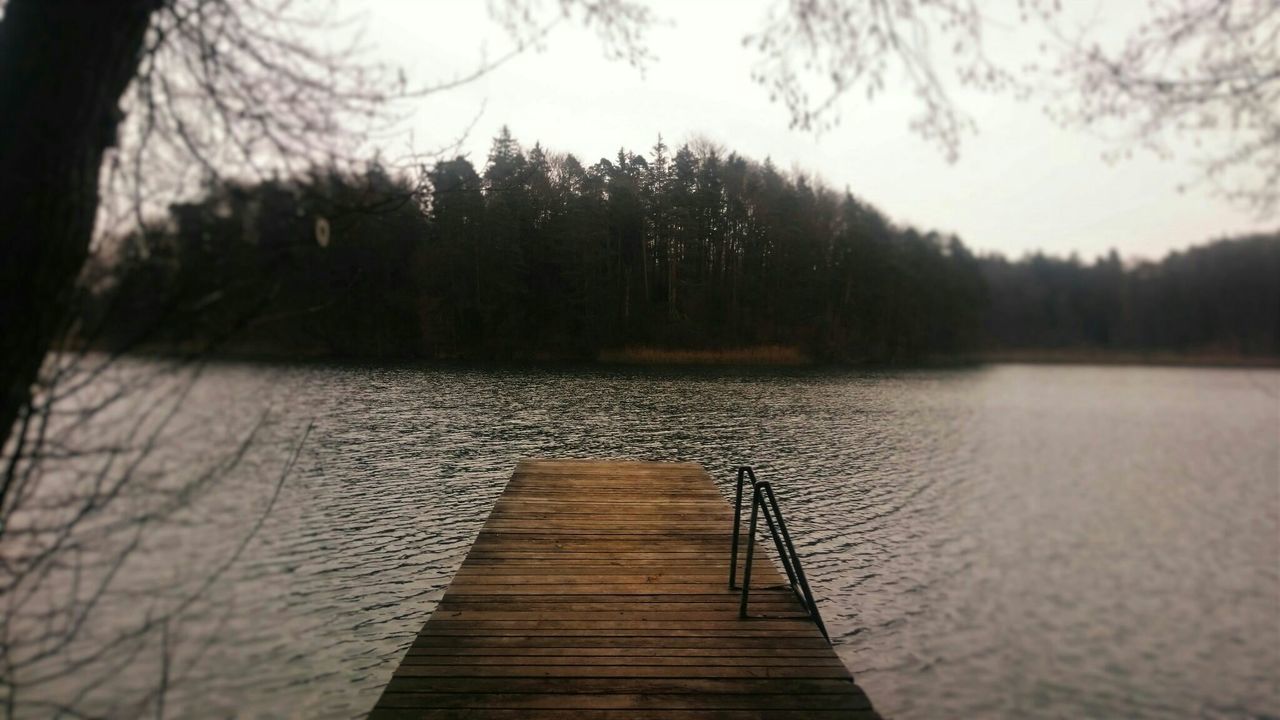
[{"left": 368, "top": 458, "right": 880, "bottom": 719}]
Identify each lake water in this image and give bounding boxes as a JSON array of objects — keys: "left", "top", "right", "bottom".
[{"left": 5, "top": 361, "right": 1278, "bottom": 718}]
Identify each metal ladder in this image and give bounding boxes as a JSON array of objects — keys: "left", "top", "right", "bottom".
[{"left": 728, "top": 466, "right": 830, "bottom": 640}]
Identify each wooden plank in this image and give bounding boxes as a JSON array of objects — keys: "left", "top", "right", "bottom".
[
  {"left": 366, "top": 707, "right": 880, "bottom": 712},
  {"left": 452, "top": 562, "right": 771, "bottom": 568},
  {"left": 425, "top": 610, "right": 815, "bottom": 620},
  {"left": 404, "top": 647, "right": 839, "bottom": 657},
  {"left": 368, "top": 459, "right": 879, "bottom": 719},
  {"left": 371, "top": 707, "right": 880, "bottom": 712},
  {"left": 432, "top": 603, "right": 800, "bottom": 613},
  {"left": 410, "top": 636, "right": 835, "bottom": 650},
  {"left": 395, "top": 655, "right": 848, "bottom": 667},
  {"left": 384, "top": 677, "right": 864, "bottom": 694},
  {"left": 391, "top": 665, "right": 855, "bottom": 679},
  {"left": 374, "top": 692, "right": 869, "bottom": 709},
  {"left": 434, "top": 593, "right": 797, "bottom": 603},
  {"left": 432, "top": 585, "right": 790, "bottom": 596}
]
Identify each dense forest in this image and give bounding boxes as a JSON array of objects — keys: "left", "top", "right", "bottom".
[
  {"left": 982, "top": 237, "right": 1279, "bottom": 358},
  {"left": 78, "top": 129, "right": 1279, "bottom": 364}
]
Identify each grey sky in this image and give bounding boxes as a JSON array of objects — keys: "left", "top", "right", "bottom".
[{"left": 357, "top": 0, "right": 1275, "bottom": 260}]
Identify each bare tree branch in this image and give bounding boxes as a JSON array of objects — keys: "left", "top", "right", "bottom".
[{"left": 748, "top": 0, "right": 1278, "bottom": 212}]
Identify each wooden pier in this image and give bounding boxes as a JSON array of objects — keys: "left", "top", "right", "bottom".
[{"left": 369, "top": 459, "right": 879, "bottom": 719}]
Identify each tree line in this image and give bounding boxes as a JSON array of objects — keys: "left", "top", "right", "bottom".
[
  {"left": 79, "top": 129, "right": 1278, "bottom": 364},
  {"left": 982, "top": 237, "right": 1279, "bottom": 358}
]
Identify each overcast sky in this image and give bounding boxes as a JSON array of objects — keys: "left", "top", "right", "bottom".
[{"left": 355, "top": 0, "right": 1275, "bottom": 261}]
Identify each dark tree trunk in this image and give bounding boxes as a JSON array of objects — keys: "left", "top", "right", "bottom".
[{"left": 0, "top": 0, "right": 159, "bottom": 450}]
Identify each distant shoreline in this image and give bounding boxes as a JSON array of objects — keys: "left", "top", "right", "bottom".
[
  {"left": 596, "top": 345, "right": 810, "bottom": 366},
  {"left": 76, "top": 342, "right": 1280, "bottom": 370},
  {"left": 595, "top": 346, "right": 1280, "bottom": 369},
  {"left": 971, "top": 349, "right": 1280, "bottom": 369}
]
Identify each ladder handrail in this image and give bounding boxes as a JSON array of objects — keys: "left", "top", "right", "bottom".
[
  {"left": 728, "top": 466, "right": 830, "bottom": 641},
  {"left": 730, "top": 468, "right": 801, "bottom": 595},
  {"left": 727, "top": 466, "right": 754, "bottom": 590}
]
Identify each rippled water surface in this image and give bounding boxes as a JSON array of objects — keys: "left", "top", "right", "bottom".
[{"left": 9, "top": 362, "right": 1279, "bottom": 718}]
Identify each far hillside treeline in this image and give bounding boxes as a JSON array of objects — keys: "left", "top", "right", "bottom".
[{"left": 79, "top": 129, "right": 1279, "bottom": 364}]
